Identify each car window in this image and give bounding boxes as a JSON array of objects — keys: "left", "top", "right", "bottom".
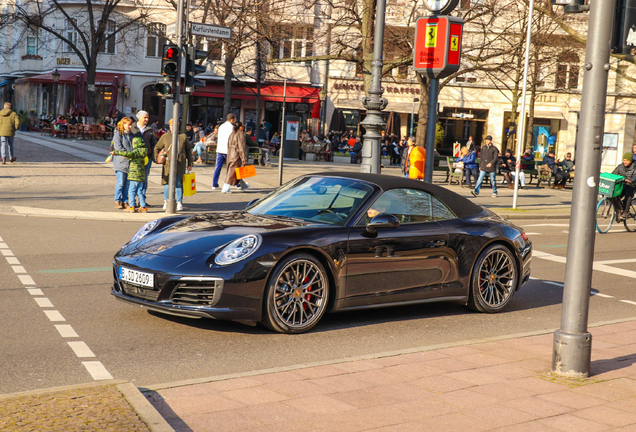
[
  {"left": 431, "top": 195, "right": 456, "bottom": 221},
  {"left": 247, "top": 176, "right": 375, "bottom": 226},
  {"left": 361, "top": 188, "right": 434, "bottom": 224}
]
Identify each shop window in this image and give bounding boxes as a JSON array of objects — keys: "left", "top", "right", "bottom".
[
  {"left": 26, "top": 34, "right": 38, "bottom": 55},
  {"left": 98, "top": 19, "right": 116, "bottom": 54},
  {"left": 63, "top": 18, "right": 78, "bottom": 53},
  {"left": 270, "top": 24, "right": 314, "bottom": 60},
  {"left": 146, "top": 23, "right": 168, "bottom": 58}
]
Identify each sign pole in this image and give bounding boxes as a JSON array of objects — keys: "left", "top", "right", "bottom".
[
  {"left": 552, "top": 0, "right": 616, "bottom": 377},
  {"left": 278, "top": 79, "right": 286, "bottom": 186},
  {"left": 424, "top": 78, "right": 438, "bottom": 183},
  {"left": 166, "top": 0, "right": 185, "bottom": 214}
]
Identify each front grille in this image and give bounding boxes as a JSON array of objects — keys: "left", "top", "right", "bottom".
[
  {"left": 171, "top": 279, "right": 223, "bottom": 306},
  {"left": 120, "top": 281, "right": 160, "bottom": 302}
]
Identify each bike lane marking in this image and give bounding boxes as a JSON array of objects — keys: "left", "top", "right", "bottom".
[{"left": 0, "top": 235, "right": 113, "bottom": 381}]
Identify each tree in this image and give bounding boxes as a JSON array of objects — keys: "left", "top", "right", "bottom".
[{"left": 2, "top": 0, "right": 155, "bottom": 118}]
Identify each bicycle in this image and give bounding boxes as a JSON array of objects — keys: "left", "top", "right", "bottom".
[{"left": 596, "top": 194, "right": 636, "bottom": 233}]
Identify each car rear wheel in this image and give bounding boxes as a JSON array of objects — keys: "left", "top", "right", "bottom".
[
  {"left": 262, "top": 253, "right": 329, "bottom": 334},
  {"left": 468, "top": 244, "right": 518, "bottom": 313}
]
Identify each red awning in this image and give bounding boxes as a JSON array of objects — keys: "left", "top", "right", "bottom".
[
  {"left": 194, "top": 82, "right": 320, "bottom": 103},
  {"left": 15, "top": 71, "right": 121, "bottom": 86},
  {"left": 311, "top": 100, "right": 321, "bottom": 118}
]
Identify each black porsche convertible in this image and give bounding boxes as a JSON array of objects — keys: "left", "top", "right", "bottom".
[{"left": 112, "top": 172, "right": 532, "bottom": 333}]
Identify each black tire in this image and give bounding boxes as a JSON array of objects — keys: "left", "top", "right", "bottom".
[
  {"left": 262, "top": 253, "right": 329, "bottom": 334},
  {"left": 624, "top": 205, "right": 636, "bottom": 232},
  {"left": 468, "top": 244, "right": 518, "bottom": 313}
]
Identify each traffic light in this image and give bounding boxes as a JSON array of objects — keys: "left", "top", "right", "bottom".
[
  {"left": 154, "top": 79, "right": 173, "bottom": 99},
  {"left": 612, "top": 0, "right": 636, "bottom": 55},
  {"left": 161, "top": 44, "right": 180, "bottom": 79},
  {"left": 184, "top": 44, "right": 207, "bottom": 94},
  {"left": 550, "top": 0, "right": 585, "bottom": 13}
]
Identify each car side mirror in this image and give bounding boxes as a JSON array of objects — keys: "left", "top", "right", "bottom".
[
  {"left": 246, "top": 198, "right": 259, "bottom": 209},
  {"left": 366, "top": 213, "right": 400, "bottom": 234}
]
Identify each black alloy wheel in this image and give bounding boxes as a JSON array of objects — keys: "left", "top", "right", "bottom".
[
  {"left": 468, "top": 244, "right": 518, "bottom": 313},
  {"left": 262, "top": 253, "right": 329, "bottom": 334}
]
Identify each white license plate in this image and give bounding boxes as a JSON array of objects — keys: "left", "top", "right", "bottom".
[{"left": 119, "top": 267, "right": 154, "bottom": 288}]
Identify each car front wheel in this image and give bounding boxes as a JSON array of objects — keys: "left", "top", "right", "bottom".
[
  {"left": 262, "top": 253, "right": 329, "bottom": 334},
  {"left": 468, "top": 244, "right": 518, "bottom": 313}
]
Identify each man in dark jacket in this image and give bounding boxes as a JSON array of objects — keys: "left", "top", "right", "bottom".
[
  {"left": 613, "top": 152, "right": 636, "bottom": 219},
  {"left": 554, "top": 152, "right": 575, "bottom": 189},
  {"left": 472, "top": 135, "right": 499, "bottom": 197},
  {"left": 130, "top": 110, "right": 157, "bottom": 206}
]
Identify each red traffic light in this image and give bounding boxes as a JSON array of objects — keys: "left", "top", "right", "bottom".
[{"left": 163, "top": 45, "right": 179, "bottom": 60}]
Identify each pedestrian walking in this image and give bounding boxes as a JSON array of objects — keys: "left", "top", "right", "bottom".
[
  {"left": 131, "top": 110, "right": 156, "bottom": 206},
  {"left": 110, "top": 137, "right": 148, "bottom": 213},
  {"left": 154, "top": 118, "right": 192, "bottom": 211},
  {"left": 401, "top": 137, "right": 416, "bottom": 177},
  {"left": 213, "top": 113, "right": 236, "bottom": 190},
  {"left": 222, "top": 121, "right": 248, "bottom": 194},
  {"left": 0, "top": 102, "right": 19, "bottom": 164},
  {"left": 472, "top": 135, "right": 499, "bottom": 197},
  {"left": 112, "top": 117, "right": 134, "bottom": 209}
]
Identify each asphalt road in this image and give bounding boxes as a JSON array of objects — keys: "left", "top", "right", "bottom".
[{"left": 1, "top": 215, "right": 635, "bottom": 395}]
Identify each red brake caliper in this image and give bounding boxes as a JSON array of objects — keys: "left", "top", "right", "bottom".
[{"left": 303, "top": 276, "right": 311, "bottom": 309}]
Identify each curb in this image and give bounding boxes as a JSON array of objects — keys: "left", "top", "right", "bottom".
[{"left": 117, "top": 382, "right": 175, "bottom": 432}]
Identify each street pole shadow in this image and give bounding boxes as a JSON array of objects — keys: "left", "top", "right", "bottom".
[
  {"left": 141, "top": 390, "right": 194, "bottom": 432},
  {"left": 590, "top": 353, "right": 636, "bottom": 377}
]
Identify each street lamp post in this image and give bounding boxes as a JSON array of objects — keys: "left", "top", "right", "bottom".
[
  {"left": 360, "top": 0, "right": 388, "bottom": 174},
  {"left": 410, "top": 97, "right": 419, "bottom": 137},
  {"left": 319, "top": 87, "right": 327, "bottom": 138},
  {"left": 52, "top": 68, "right": 60, "bottom": 118}
]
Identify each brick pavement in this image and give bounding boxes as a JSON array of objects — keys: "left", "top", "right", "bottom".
[{"left": 146, "top": 320, "right": 636, "bottom": 432}]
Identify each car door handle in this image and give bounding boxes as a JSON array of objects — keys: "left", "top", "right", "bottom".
[{"left": 427, "top": 240, "right": 446, "bottom": 248}]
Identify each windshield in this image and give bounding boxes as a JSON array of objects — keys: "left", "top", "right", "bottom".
[{"left": 247, "top": 176, "right": 375, "bottom": 225}]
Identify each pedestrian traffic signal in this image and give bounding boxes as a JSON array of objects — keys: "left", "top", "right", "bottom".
[
  {"left": 161, "top": 44, "right": 180, "bottom": 79},
  {"left": 184, "top": 44, "right": 207, "bottom": 94},
  {"left": 154, "top": 79, "right": 173, "bottom": 99},
  {"left": 550, "top": 0, "right": 585, "bottom": 13}
]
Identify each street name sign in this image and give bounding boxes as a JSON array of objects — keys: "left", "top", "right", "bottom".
[{"left": 190, "top": 23, "right": 232, "bottom": 39}]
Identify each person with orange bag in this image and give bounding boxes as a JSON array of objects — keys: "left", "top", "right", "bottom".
[
  {"left": 222, "top": 122, "right": 248, "bottom": 193},
  {"left": 401, "top": 137, "right": 426, "bottom": 180}
]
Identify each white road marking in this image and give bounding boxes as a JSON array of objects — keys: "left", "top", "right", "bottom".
[
  {"left": 55, "top": 325, "right": 79, "bottom": 338},
  {"left": 27, "top": 288, "right": 44, "bottom": 296},
  {"left": 18, "top": 275, "right": 35, "bottom": 285},
  {"left": 620, "top": 300, "right": 636, "bottom": 306},
  {"left": 11, "top": 265, "right": 26, "bottom": 274},
  {"left": 534, "top": 250, "right": 636, "bottom": 279},
  {"left": 0, "top": 243, "right": 8, "bottom": 248},
  {"left": 6, "top": 257, "right": 19, "bottom": 265},
  {"left": 43, "top": 310, "right": 65, "bottom": 322},
  {"left": 524, "top": 232, "right": 542, "bottom": 236},
  {"left": 523, "top": 223, "right": 570, "bottom": 227},
  {"left": 545, "top": 281, "right": 564, "bottom": 287},
  {"left": 82, "top": 362, "right": 113, "bottom": 380},
  {"left": 595, "top": 293, "right": 615, "bottom": 298},
  {"left": 0, "top": 248, "right": 13, "bottom": 255},
  {"left": 561, "top": 230, "right": 569, "bottom": 234},
  {"left": 34, "top": 298, "right": 53, "bottom": 308},
  {"left": 67, "top": 341, "right": 95, "bottom": 358},
  {"left": 0, "top": 236, "right": 3, "bottom": 240},
  {"left": 595, "top": 258, "right": 636, "bottom": 265},
  {"left": 533, "top": 250, "right": 567, "bottom": 263}
]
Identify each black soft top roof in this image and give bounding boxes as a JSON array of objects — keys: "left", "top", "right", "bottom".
[{"left": 311, "top": 171, "right": 484, "bottom": 219}]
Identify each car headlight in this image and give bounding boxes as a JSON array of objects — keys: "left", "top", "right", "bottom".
[
  {"left": 215, "top": 234, "right": 262, "bottom": 266},
  {"left": 131, "top": 220, "right": 159, "bottom": 243}
]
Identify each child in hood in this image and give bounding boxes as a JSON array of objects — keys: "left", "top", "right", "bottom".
[{"left": 110, "top": 137, "right": 148, "bottom": 212}]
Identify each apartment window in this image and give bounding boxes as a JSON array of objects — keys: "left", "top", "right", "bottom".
[
  {"left": 455, "top": 76, "right": 477, "bottom": 83},
  {"left": 98, "top": 19, "right": 116, "bottom": 54},
  {"left": 26, "top": 34, "right": 38, "bottom": 55},
  {"left": 271, "top": 24, "right": 314, "bottom": 59},
  {"left": 146, "top": 23, "right": 167, "bottom": 58},
  {"left": 63, "top": 18, "right": 78, "bottom": 53},
  {"left": 396, "top": 65, "right": 408, "bottom": 79},
  {"left": 556, "top": 52, "right": 580, "bottom": 90}
]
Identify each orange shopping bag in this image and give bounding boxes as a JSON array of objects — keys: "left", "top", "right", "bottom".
[{"left": 236, "top": 164, "right": 256, "bottom": 180}]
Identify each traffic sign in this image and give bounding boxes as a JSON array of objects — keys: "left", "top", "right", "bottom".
[
  {"left": 413, "top": 15, "right": 463, "bottom": 79},
  {"left": 190, "top": 23, "right": 232, "bottom": 39}
]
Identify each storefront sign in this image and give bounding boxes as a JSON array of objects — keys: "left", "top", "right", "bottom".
[
  {"left": 333, "top": 82, "right": 422, "bottom": 95},
  {"left": 57, "top": 58, "right": 71, "bottom": 65},
  {"left": 451, "top": 113, "right": 474, "bottom": 119},
  {"left": 286, "top": 120, "right": 299, "bottom": 141}
]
